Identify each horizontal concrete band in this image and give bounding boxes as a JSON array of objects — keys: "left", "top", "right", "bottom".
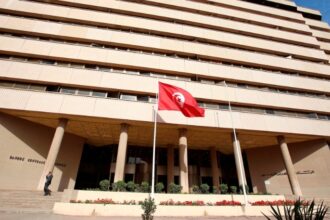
[
  {"left": 195, "top": 0, "right": 304, "bottom": 21},
  {"left": 53, "top": 203, "right": 281, "bottom": 216},
  {"left": 0, "top": 14, "right": 326, "bottom": 62},
  {"left": 54, "top": 191, "right": 286, "bottom": 216},
  {"left": 0, "top": 35, "right": 329, "bottom": 81},
  {"left": 129, "top": 0, "right": 308, "bottom": 32},
  {"left": 57, "top": 0, "right": 311, "bottom": 35},
  {"left": 0, "top": 0, "right": 320, "bottom": 48},
  {"left": 0, "top": 88, "right": 329, "bottom": 136},
  {"left": 1, "top": 60, "right": 330, "bottom": 113}
]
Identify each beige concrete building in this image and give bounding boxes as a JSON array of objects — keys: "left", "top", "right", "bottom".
[{"left": 0, "top": 0, "right": 329, "bottom": 197}]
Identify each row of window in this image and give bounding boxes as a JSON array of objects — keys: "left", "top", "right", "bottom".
[
  {"left": 2, "top": 11, "right": 327, "bottom": 67},
  {"left": 1, "top": 54, "right": 329, "bottom": 101},
  {"left": 1, "top": 80, "right": 330, "bottom": 121},
  {"left": 1, "top": 26, "right": 328, "bottom": 83}
]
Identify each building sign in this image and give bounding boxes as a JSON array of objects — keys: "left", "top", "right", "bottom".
[
  {"left": 9, "top": 155, "right": 66, "bottom": 167},
  {"left": 261, "top": 170, "right": 315, "bottom": 177}
]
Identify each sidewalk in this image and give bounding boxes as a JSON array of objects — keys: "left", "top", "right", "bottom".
[{"left": 0, "top": 212, "right": 266, "bottom": 220}]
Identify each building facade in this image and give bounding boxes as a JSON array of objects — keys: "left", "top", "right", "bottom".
[{"left": 0, "top": 0, "right": 329, "bottom": 197}]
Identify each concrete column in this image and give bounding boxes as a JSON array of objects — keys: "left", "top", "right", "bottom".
[
  {"left": 277, "top": 136, "right": 302, "bottom": 196},
  {"left": 167, "top": 144, "right": 174, "bottom": 188},
  {"left": 210, "top": 147, "right": 220, "bottom": 188},
  {"left": 179, "top": 129, "right": 189, "bottom": 193},
  {"left": 37, "top": 118, "right": 68, "bottom": 190},
  {"left": 231, "top": 133, "right": 247, "bottom": 188},
  {"left": 114, "top": 123, "right": 129, "bottom": 183}
]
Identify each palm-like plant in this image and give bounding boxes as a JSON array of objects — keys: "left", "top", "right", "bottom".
[{"left": 263, "top": 198, "right": 328, "bottom": 220}]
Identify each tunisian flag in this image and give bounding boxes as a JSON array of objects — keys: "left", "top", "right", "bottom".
[{"left": 158, "top": 82, "right": 205, "bottom": 117}]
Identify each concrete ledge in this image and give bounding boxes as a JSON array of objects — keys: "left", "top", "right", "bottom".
[
  {"left": 53, "top": 203, "right": 279, "bottom": 216},
  {"left": 61, "top": 189, "right": 286, "bottom": 204},
  {"left": 54, "top": 190, "right": 287, "bottom": 217}
]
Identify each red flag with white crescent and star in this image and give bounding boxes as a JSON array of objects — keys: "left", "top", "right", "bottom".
[{"left": 158, "top": 82, "right": 205, "bottom": 117}]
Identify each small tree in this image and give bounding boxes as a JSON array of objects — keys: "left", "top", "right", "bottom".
[
  {"left": 112, "top": 180, "right": 127, "bottom": 192},
  {"left": 168, "top": 183, "right": 182, "bottom": 194},
  {"left": 99, "top": 179, "right": 110, "bottom": 191},
  {"left": 191, "top": 185, "right": 200, "bottom": 194},
  {"left": 127, "top": 181, "right": 137, "bottom": 192},
  {"left": 220, "top": 183, "right": 228, "bottom": 194},
  {"left": 200, "top": 184, "right": 210, "bottom": 194},
  {"left": 140, "top": 181, "right": 150, "bottom": 193},
  {"left": 141, "top": 197, "right": 157, "bottom": 220},
  {"left": 230, "top": 185, "right": 237, "bottom": 194},
  {"left": 155, "top": 182, "right": 164, "bottom": 193}
]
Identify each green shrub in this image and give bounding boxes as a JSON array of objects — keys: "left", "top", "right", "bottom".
[
  {"left": 191, "top": 185, "right": 200, "bottom": 194},
  {"left": 155, "top": 182, "right": 164, "bottom": 193},
  {"left": 220, "top": 183, "right": 228, "bottom": 194},
  {"left": 99, "top": 179, "right": 110, "bottom": 191},
  {"left": 141, "top": 197, "right": 157, "bottom": 220},
  {"left": 239, "top": 184, "right": 249, "bottom": 194},
  {"left": 112, "top": 180, "right": 127, "bottom": 192},
  {"left": 200, "top": 184, "right": 210, "bottom": 194},
  {"left": 168, "top": 183, "right": 182, "bottom": 194},
  {"left": 140, "top": 181, "right": 150, "bottom": 193},
  {"left": 263, "top": 198, "right": 328, "bottom": 220},
  {"left": 230, "top": 185, "right": 237, "bottom": 194},
  {"left": 126, "top": 181, "right": 137, "bottom": 192}
]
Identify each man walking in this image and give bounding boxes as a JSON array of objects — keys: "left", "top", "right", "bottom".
[{"left": 44, "top": 171, "right": 53, "bottom": 196}]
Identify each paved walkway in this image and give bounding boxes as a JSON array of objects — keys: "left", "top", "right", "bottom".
[{"left": 0, "top": 212, "right": 267, "bottom": 220}]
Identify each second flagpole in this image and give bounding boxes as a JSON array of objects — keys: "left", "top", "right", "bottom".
[{"left": 151, "top": 80, "right": 159, "bottom": 198}]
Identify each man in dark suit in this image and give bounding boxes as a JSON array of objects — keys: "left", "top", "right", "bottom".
[{"left": 44, "top": 171, "right": 53, "bottom": 196}]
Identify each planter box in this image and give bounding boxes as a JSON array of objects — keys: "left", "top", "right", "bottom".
[{"left": 53, "top": 203, "right": 280, "bottom": 217}]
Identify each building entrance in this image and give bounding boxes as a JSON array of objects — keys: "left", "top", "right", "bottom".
[
  {"left": 75, "top": 144, "right": 114, "bottom": 189},
  {"left": 75, "top": 145, "right": 252, "bottom": 192}
]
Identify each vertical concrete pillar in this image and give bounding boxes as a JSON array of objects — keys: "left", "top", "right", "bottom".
[
  {"left": 277, "top": 136, "right": 302, "bottom": 196},
  {"left": 37, "top": 118, "right": 68, "bottom": 190},
  {"left": 167, "top": 144, "right": 174, "bottom": 188},
  {"left": 210, "top": 146, "right": 220, "bottom": 188},
  {"left": 114, "top": 123, "right": 129, "bottom": 183},
  {"left": 231, "top": 133, "right": 247, "bottom": 188},
  {"left": 179, "top": 129, "right": 189, "bottom": 193}
]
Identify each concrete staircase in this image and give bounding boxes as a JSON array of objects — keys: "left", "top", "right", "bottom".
[{"left": 0, "top": 190, "right": 63, "bottom": 213}]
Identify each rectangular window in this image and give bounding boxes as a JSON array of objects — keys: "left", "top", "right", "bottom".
[
  {"left": 77, "top": 89, "right": 92, "bottom": 96},
  {"left": 204, "top": 103, "right": 219, "bottom": 109},
  {"left": 219, "top": 104, "right": 229, "bottom": 110},
  {"left": 149, "top": 97, "right": 156, "bottom": 103},
  {"left": 99, "top": 66, "right": 111, "bottom": 72},
  {"left": 120, "top": 94, "right": 137, "bottom": 101},
  {"left": 0, "top": 82, "right": 14, "bottom": 88},
  {"left": 14, "top": 83, "right": 29, "bottom": 89},
  {"left": 266, "top": 109, "right": 274, "bottom": 114},
  {"left": 307, "top": 113, "right": 318, "bottom": 119},
  {"left": 137, "top": 95, "right": 149, "bottom": 102},
  {"left": 60, "top": 87, "right": 76, "bottom": 94},
  {"left": 85, "top": 64, "right": 98, "bottom": 70},
  {"left": 29, "top": 84, "right": 46, "bottom": 91},
  {"left": 41, "top": 59, "right": 55, "bottom": 65},
  {"left": 92, "top": 91, "right": 107, "bottom": 98},
  {"left": 70, "top": 63, "right": 84, "bottom": 68},
  {"left": 200, "top": 79, "right": 215, "bottom": 84},
  {"left": 46, "top": 85, "right": 60, "bottom": 92}
]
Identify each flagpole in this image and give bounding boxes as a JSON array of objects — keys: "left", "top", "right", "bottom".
[
  {"left": 223, "top": 81, "right": 248, "bottom": 206},
  {"left": 151, "top": 81, "right": 159, "bottom": 198}
]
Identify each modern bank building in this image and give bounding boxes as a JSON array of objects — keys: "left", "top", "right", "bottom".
[{"left": 0, "top": 0, "right": 329, "bottom": 202}]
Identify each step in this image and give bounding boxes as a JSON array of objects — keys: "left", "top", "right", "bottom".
[{"left": 0, "top": 190, "right": 63, "bottom": 213}]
